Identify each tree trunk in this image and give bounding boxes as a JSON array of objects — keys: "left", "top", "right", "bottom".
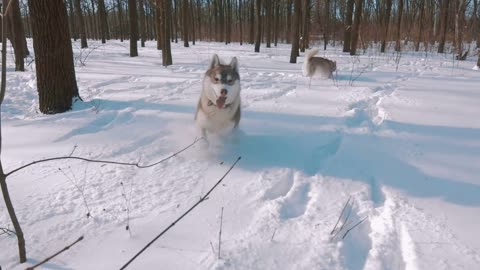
[
  {"left": 343, "top": 0, "right": 354, "bottom": 52},
  {"left": 29, "top": 0, "right": 80, "bottom": 114},
  {"left": 249, "top": 0, "right": 254, "bottom": 44},
  {"left": 117, "top": 0, "right": 125, "bottom": 42},
  {"left": 254, "top": 0, "right": 262, "bottom": 52},
  {"left": 265, "top": 0, "right": 272, "bottom": 47},
  {"left": 129, "top": 0, "right": 138, "bottom": 56},
  {"left": 350, "top": 0, "right": 363, "bottom": 55},
  {"left": 98, "top": 0, "right": 109, "bottom": 43},
  {"left": 394, "top": 0, "right": 403, "bottom": 52},
  {"left": 68, "top": 0, "right": 77, "bottom": 41},
  {"left": 301, "top": 0, "right": 310, "bottom": 52},
  {"left": 182, "top": 0, "right": 190, "bottom": 47},
  {"left": 455, "top": 0, "right": 467, "bottom": 59},
  {"left": 290, "top": 0, "right": 301, "bottom": 63},
  {"left": 286, "top": 0, "right": 292, "bottom": 43},
  {"left": 438, "top": 0, "right": 450, "bottom": 53},
  {"left": 74, "top": 0, "right": 88, "bottom": 48},
  {"left": 162, "top": 0, "right": 173, "bottom": 66},
  {"left": 415, "top": 0, "right": 425, "bottom": 51},
  {"left": 90, "top": 0, "right": 98, "bottom": 40},
  {"left": 239, "top": 0, "right": 243, "bottom": 45},
  {"left": 5, "top": 0, "right": 27, "bottom": 71},
  {"left": 380, "top": 0, "right": 392, "bottom": 52},
  {"left": 324, "top": 0, "right": 330, "bottom": 50},
  {"left": 139, "top": 0, "right": 147, "bottom": 47},
  {"left": 274, "top": 0, "right": 280, "bottom": 46},
  {"left": 156, "top": 4, "right": 162, "bottom": 50},
  {"left": 190, "top": 0, "right": 196, "bottom": 45}
]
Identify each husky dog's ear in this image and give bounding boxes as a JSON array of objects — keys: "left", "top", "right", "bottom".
[
  {"left": 209, "top": 54, "right": 220, "bottom": 69},
  {"left": 230, "top": 57, "right": 239, "bottom": 73}
]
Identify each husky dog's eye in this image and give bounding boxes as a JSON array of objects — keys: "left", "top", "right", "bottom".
[
  {"left": 227, "top": 79, "right": 233, "bottom": 84},
  {"left": 214, "top": 77, "right": 220, "bottom": 82}
]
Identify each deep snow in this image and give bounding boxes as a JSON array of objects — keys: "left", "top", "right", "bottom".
[{"left": 1, "top": 40, "right": 480, "bottom": 270}]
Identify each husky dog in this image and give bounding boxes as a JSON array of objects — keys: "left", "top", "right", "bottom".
[
  {"left": 303, "top": 48, "right": 336, "bottom": 80},
  {"left": 195, "top": 54, "right": 241, "bottom": 140}
]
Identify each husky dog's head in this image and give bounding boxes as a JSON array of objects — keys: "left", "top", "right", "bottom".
[{"left": 203, "top": 54, "right": 241, "bottom": 109}]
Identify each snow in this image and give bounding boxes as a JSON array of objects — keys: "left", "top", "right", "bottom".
[{"left": 1, "top": 40, "right": 480, "bottom": 270}]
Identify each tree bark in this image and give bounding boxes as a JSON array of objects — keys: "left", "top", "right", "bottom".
[
  {"left": 183, "top": 0, "right": 190, "bottom": 47},
  {"left": 290, "top": 0, "right": 301, "bottom": 63},
  {"left": 350, "top": 0, "right": 363, "bottom": 55},
  {"left": 162, "top": 0, "right": 173, "bottom": 65},
  {"left": 249, "top": 0, "right": 254, "bottom": 43},
  {"left": 455, "top": 0, "right": 467, "bottom": 59},
  {"left": 139, "top": 0, "right": 147, "bottom": 47},
  {"left": 394, "top": 0, "right": 403, "bottom": 52},
  {"left": 265, "top": 0, "right": 272, "bottom": 47},
  {"left": 380, "top": 0, "right": 392, "bottom": 52},
  {"left": 98, "top": 0, "right": 109, "bottom": 43},
  {"left": 68, "top": 0, "right": 77, "bottom": 41},
  {"left": 74, "top": 0, "right": 88, "bottom": 48},
  {"left": 117, "top": 0, "right": 125, "bottom": 42},
  {"left": 29, "top": 0, "right": 80, "bottom": 114},
  {"left": 343, "top": 0, "right": 354, "bottom": 52},
  {"left": 5, "top": 0, "right": 27, "bottom": 71},
  {"left": 415, "top": 0, "right": 425, "bottom": 51},
  {"left": 129, "top": 0, "right": 139, "bottom": 56},
  {"left": 438, "top": 0, "right": 450, "bottom": 53},
  {"left": 254, "top": 0, "right": 262, "bottom": 52}
]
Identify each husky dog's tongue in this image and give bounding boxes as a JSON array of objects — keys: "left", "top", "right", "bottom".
[{"left": 216, "top": 95, "right": 227, "bottom": 108}]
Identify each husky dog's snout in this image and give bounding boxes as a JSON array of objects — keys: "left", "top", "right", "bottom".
[{"left": 221, "top": 89, "right": 228, "bottom": 95}]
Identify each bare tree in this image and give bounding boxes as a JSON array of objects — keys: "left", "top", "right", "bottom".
[
  {"left": 381, "top": 0, "right": 392, "bottom": 53},
  {"left": 249, "top": 0, "right": 254, "bottom": 44},
  {"left": 350, "top": 0, "right": 363, "bottom": 55},
  {"left": 254, "top": 0, "right": 261, "bottom": 52},
  {"left": 74, "top": 0, "right": 88, "bottom": 48},
  {"left": 98, "top": 0, "right": 109, "bottom": 43},
  {"left": 139, "top": 0, "right": 147, "bottom": 47},
  {"left": 265, "top": 0, "right": 272, "bottom": 47},
  {"left": 183, "top": 0, "right": 189, "bottom": 47},
  {"left": 415, "top": 0, "right": 425, "bottom": 51},
  {"left": 5, "top": 0, "right": 28, "bottom": 71},
  {"left": 343, "top": 0, "right": 354, "bottom": 52},
  {"left": 117, "top": 0, "right": 125, "bottom": 42},
  {"left": 29, "top": 0, "right": 80, "bottom": 114},
  {"left": 129, "top": 0, "right": 139, "bottom": 56},
  {"left": 395, "top": 0, "right": 403, "bottom": 52},
  {"left": 68, "top": 0, "right": 77, "bottom": 40},
  {"left": 438, "top": 0, "right": 450, "bottom": 53},
  {"left": 290, "top": 0, "right": 301, "bottom": 63},
  {"left": 161, "top": 0, "right": 173, "bottom": 65},
  {"left": 454, "top": 0, "right": 467, "bottom": 59}
]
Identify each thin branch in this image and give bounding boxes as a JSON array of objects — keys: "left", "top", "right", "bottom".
[
  {"left": 342, "top": 216, "right": 368, "bottom": 239},
  {"left": 119, "top": 156, "right": 242, "bottom": 270},
  {"left": 0, "top": 227, "right": 16, "bottom": 236},
  {"left": 6, "top": 137, "right": 203, "bottom": 178},
  {"left": 218, "top": 206, "right": 224, "bottom": 259},
  {"left": 330, "top": 196, "right": 351, "bottom": 235},
  {"left": 25, "top": 236, "right": 84, "bottom": 270}
]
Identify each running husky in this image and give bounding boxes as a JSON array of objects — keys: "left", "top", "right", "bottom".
[
  {"left": 195, "top": 54, "right": 241, "bottom": 140},
  {"left": 303, "top": 48, "right": 336, "bottom": 80}
]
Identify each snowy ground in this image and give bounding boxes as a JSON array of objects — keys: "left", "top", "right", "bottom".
[{"left": 1, "top": 40, "right": 480, "bottom": 270}]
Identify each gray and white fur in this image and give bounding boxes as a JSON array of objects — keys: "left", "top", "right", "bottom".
[
  {"left": 195, "top": 54, "right": 241, "bottom": 139},
  {"left": 303, "top": 48, "right": 337, "bottom": 79}
]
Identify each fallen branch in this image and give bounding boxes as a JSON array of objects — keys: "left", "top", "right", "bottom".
[
  {"left": 25, "top": 236, "right": 84, "bottom": 270},
  {"left": 342, "top": 217, "right": 367, "bottom": 239},
  {"left": 119, "top": 156, "right": 242, "bottom": 270},
  {"left": 218, "top": 207, "right": 224, "bottom": 259},
  {"left": 6, "top": 137, "right": 203, "bottom": 178}
]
